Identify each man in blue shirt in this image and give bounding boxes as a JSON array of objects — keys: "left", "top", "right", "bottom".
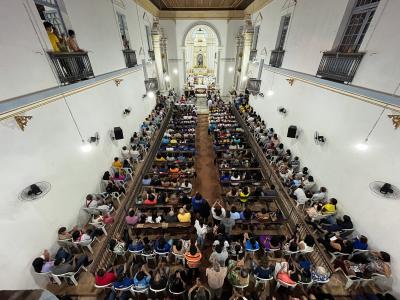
[{"left": 133, "top": 266, "right": 151, "bottom": 289}]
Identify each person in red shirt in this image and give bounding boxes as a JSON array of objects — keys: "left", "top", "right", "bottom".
[{"left": 95, "top": 267, "right": 117, "bottom": 286}]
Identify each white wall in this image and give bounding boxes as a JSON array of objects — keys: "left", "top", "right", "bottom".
[
  {"left": 251, "top": 69, "right": 400, "bottom": 294},
  {"left": 253, "top": 0, "right": 400, "bottom": 95},
  {"left": 0, "top": 69, "right": 155, "bottom": 290},
  {"left": 0, "top": 0, "right": 155, "bottom": 102},
  {"left": 0, "top": 0, "right": 58, "bottom": 101}
]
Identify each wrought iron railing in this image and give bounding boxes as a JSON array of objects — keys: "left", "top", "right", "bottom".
[
  {"left": 269, "top": 49, "right": 285, "bottom": 68},
  {"left": 246, "top": 78, "right": 262, "bottom": 95},
  {"left": 91, "top": 108, "right": 172, "bottom": 273},
  {"left": 122, "top": 49, "right": 137, "bottom": 68},
  {"left": 317, "top": 51, "right": 364, "bottom": 83},
  {"left": 47, "top": 52, "right": 94, "bottom": 84},
  {"left": 231, "top": 104, "right": 334, "bottom": 274}
]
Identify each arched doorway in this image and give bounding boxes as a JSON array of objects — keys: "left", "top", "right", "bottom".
[{"left": 184, "top": 24, "right": 219, "bottom": 93}]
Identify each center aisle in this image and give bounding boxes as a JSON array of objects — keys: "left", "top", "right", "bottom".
[{"left": 194, "top": 112, "right": 221, "bottom": 204}]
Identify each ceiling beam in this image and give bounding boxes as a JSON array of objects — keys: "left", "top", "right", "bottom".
[
  {"left": 159, "top": 9, "right": 245, "bottom": 19},
  {"left": 244, "top": 0, "right": 273, "bottom": 14}
]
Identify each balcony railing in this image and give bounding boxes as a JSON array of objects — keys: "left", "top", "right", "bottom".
[
  {"left": 269, "top": 49, "right": 285, "bottom": 68},
  {"left": 246, "top": 78, "right": 261, "bottom": 95},
  {"left": 317, "top": 51, "right": 364, "bottom": 83},
  {"left": 123, "top": 49, "right": 137, "bottom": 68},
  {"left": 47, "top": 52, "right": 94, "bottom": 85},
  {"left": 249, "top": 49, "right": 257, "bottom": 62}
]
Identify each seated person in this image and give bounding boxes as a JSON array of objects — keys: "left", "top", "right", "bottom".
[
  {"left": 164, "top": 208, "right": 178, "bottom": 223},
  {"left": 240, "top": 207, "right": 253, "bottom": 221},
  {"left": 133, "top": 265, "right": 151, "bottom": 289},
  {"left": 51, "top": 253, "right": 91, "bottom": 275},
  {"left": 298, "top": 234, "right": 315, "bottom": 252},
  {"left": 150, "top": 269, "right": 168, "bottom": 291},
  {"left": 169, "top": 270, "right": 187, "bottom": 293},
  {"left": 109, "top": 234, "right": 127, "bottom": 254},
  {"left": 146, "top": 211, "right": 162, "bottom": 223},
  {"left": 177, "top": 206, "right": 191, "bottom": 222},
  {"left": 291, "top": 255, "right": 312, "bottom": 283},
  {"left": 85, "top": 194, "right": 112, "bottom": 213},
  {"left": 166, "top": 192, "right": 179, "bottom": 205},
  {"left": 227, "top": 257, "right": 250, "bottom": 287},
  {"left": 317, "top": 234, "right": 354, "bottom": 254},
  {"left": 169, "top": 165, "right": 181, "bottom": 178},
  {"left": 181, "top": 180, "right": 193, "bottom": 194},
  {"left": 32, "top": 248, "right": 73, "bottom": 273},
  {"left": 230, "top": 172, "right": 241, "bottom": 186},
  {"left": 155, "top": 153, "right": 166, "bottom": 162},
  {"left": 128, "top": 236, "right": 144, "bottom": 252},
  {"left": 95, "top": 266, "right": 120, "bottom": 286},
  {"left": 243, "top": 233, "right": 259, "bottom": 252},
  {"left": 306, "top": 198, "right": 337, "bottom": 219},
  {"left": 259, "top": 234, "right": 285, "bottom": 251},
  {"left": 226, "top": 187, "right": 238, "bottom": 197},
  {"left": 256, "top": 208, "right": 270, "bottom": 223},
  {"left": 112, "top": 157, "right": 123, "bottom": 170},
  {"left": 253, "top": 256, "right": 275, "bottom": 279},
  {"left": 113, "top": 271, "right": 134, "bottom": 289},
  {"left": 353, "top": 235, "right": 368, "bottom": 250},
  {"left": 142, "top": 175, "right": 152, "bottom": 186},
  {"left": 320, "top": 215, "right": 353, "bottom": 233},
  {"left": 154, "top": 237, "right": 171, "bottom": 253},
  {"left": 220, "top": 172, "right": 231, "bottom": 183},
  {"left": 144, "top": 192, "right": 157, "bottom": 205},
  {"left": 170, "top": 178, "right": 180, "bottom": 188},
  {"left": 292, "top": 185, "right": 308, "bottom": 205},
  {"left": 126, "top": 208, "right": 139, "bottom": 226},
  {"left": 229, "top": 206, "right": 241, "bottom": 220},
  {"left": 57, "top": 226, "right": 75, "bottom": 240},
  {"left": 239, "top": 187, "right": 251, "bottom": 204},
  {"left": 172, "top": 239, "right": 186, "bottom": 256}
]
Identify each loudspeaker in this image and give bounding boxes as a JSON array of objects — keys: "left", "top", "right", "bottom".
[
  {"left": 114, "top": 127, "right": 124, "bottom": 140},
  {"left": 287, "top": 125, "right": 297, "bottom": 138}
]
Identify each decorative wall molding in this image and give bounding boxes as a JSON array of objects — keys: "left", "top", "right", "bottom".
[
  {"left": 0, "top": 66, "right": 143, "bottom": 121},
  {"left": 263, "top": 65, "right": 400, "bottom": 112},
  {"left": 221, "top": 58, "right": 236, "bottom": 62},
  {"left": 114, "top": 78, "right": 124, "bottom": 86},
  {"left": 286, "top": 78, "right": 295, "bottom": 86},
  {"left": 14, "top": 116, "right": 32, "bottom": 131},
  {"left": 388, "top": 115, "right": 400, "bottom": 129}
]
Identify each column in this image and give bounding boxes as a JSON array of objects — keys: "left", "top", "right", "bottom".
[
  {"left": 151, "top": 18, "right": 165, "bottom": 92},
  {"left": 234, "top": 31, "right": 244, "bottom": 91},
  {"left": 239, "top": 16, "right": 254, "bottom": 91}
]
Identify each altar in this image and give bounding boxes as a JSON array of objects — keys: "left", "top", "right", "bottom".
[{"left": 184, "top": 26, "right": 218, "bottom": 91}]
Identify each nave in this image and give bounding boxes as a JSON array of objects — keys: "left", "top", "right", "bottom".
[{"left": 28, "top": 93, "right": 393, "bottom": 300}]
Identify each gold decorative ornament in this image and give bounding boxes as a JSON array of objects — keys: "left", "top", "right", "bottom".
[
  {"left": 114, "top": 78, "right": 123, "bottom": 86},
  {"left": 388, "top": 114, "right": 400, "bottom": 129},
  {"left": 286, "top": 78, "right": 295, "bottom": 86},
  {"left": 14, "top": 116, "right": 32, "bottom": 131}
]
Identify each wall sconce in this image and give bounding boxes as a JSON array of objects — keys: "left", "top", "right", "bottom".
[
  {"left": 314, "top": 131, "right": 326, "bottom": 144},
  {"left": 278, "top": 107, "right": 287, "bottom": 115},
  {"left": 123, "top": 107, "right": 132, "bottom": 116}
]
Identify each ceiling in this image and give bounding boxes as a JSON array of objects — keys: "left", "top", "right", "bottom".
[{"left": 149, "top": 0, "right": 256, "bottom": 10}]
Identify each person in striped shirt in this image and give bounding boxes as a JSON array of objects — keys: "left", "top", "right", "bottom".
[{"left": 184, "top": 245, "right": 202, "bottom": 282}]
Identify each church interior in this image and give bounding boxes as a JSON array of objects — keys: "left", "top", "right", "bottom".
[{"left": 0, "top": 0, "right": 400, "bottom": 299}]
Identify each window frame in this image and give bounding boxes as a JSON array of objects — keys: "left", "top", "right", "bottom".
[
  {"left": 275, "top": 14, "right": 291, "bottom": 51},
  {"left": 337, "top": 0, "right": 380, "bottom": 53}
]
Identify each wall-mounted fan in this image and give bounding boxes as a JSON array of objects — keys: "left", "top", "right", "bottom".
[
  {"left": 369, "top": 181, "right": 400, "bottom": 200},
  {"left": 314, "top": 131, "right": 326, "bottom": 144},
  {"left": 18, "top": 182, "right": 51, "bottom": 202}
]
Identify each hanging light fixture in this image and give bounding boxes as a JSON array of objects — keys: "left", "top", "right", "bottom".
[{"left": 354, "top": 107, "right": 387, "bottom": 152}]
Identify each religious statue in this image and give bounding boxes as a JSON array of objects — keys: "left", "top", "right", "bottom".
[{"left": 197, "top": 52, "right": 204, "bottom": 67}]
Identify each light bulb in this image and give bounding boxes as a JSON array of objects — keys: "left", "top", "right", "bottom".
[
  {"left": 242, "top": 76, "right": 248, "bottom": 81},
  {"left": 228, "top": 67, "right": 234, "bottom": 73},
  {"left": 81, "top": 143, "right": 92, "bottom": 153},
  {"left": 355, "top": 142, "right": 369, "bottom": 151},
  {"left": 147, "top": 91, "right": 155, "bottom": 98},
  {"left": 267, "top": 90, "right": 274, "bottom": 96},
  {"left": 173, "top": 68, "right": 178, "bottom": 74},
  {"left": 165, "top": 75, "right": 170, "bottom": 82}
]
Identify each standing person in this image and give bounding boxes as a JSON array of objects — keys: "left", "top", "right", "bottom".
[
  {"left": 207, "top": 98, "right": 213, "bottom": 110},
  {"left": 66, "top": 30, "right": 84, "bottom": 52},
  {"left": 43, "top": 22, "right": 60, "bottom": 52},
  {"left": 184, "top": 245, "right": 202, "bottom": 282},
  {"left": 194, "top": 219, "right": 208, "bottom": 249},
  {"left": 206, "top": 262, "right": 227, "bottom": 300},
  {"left": 221, "top": 211, "right": 235, "bottom": 236}
]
